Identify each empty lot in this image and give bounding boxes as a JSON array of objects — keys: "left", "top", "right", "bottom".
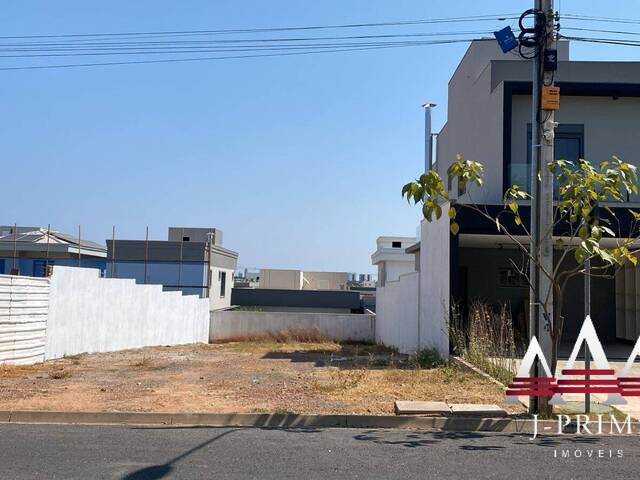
[{"left": 0, "top": 340, "right": 522, "bottom": 415}]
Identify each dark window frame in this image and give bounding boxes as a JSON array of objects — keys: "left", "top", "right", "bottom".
[
  {"left": 219, "top": 271, "right": 226, "bottom": 298},
  {"left": 514, "top": 123, "right": 585, "bottom": 194}
]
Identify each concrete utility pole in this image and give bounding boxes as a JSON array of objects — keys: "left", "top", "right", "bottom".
[
  {"left": 529, "top": 0, "right": 557, "bottom": 414},
  {"left": 539, "top": 0, "right": 556, "bottom": 374}
]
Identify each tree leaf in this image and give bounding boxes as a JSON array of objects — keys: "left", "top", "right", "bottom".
[{"left": 450, "top": 222, "right": 460, "bottom": 235}]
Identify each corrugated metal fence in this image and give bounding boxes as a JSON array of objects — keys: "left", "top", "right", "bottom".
[{"left": 0, "top": 274, "right": 49, "bottom": 365}]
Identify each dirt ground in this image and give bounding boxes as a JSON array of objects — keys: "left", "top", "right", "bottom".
[{"left": 0, "top": 341, "right": 524, "bottom": 415}]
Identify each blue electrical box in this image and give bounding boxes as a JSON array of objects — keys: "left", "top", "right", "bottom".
[{"left": 494, "top": 26, "right": 518, "bottom": 53}]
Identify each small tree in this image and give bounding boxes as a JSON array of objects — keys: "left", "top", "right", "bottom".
[{"left": 402, "top": 155, "right": 640, "bottom": 377}]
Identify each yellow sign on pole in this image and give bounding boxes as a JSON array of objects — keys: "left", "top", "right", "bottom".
[{"left": 541, "top": 86, "right": 560, "bottom": 110}]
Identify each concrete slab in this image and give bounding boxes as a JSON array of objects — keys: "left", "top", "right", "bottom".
[
  {"left": 394, "top": 401, "right": 451, "bottom": 416},
  {"left": 449, "top": 404, "right": 507, "bottom": 417}
]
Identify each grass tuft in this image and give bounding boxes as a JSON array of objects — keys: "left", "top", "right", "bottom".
[{"left": 48, "top": 369, "right": 71, "bottom": 380}]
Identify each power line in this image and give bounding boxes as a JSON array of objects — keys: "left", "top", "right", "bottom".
[
  {"left": 0, "top": 39, "right": 490, "bottom": 59},
  {"left": 0, "top": 29, "right": 495, "bottom": 49},
  {"left": 560, "top": 34, "right": 640, "bottom": 47},
  {"left": 562, "top": 14, "right": 640, "bottom": 26},
  {"left": 0, "top": 38, "right": 488, "bottom": 71},
  {"left": 562, "top": 26, "right": 640, "bottom": 37},
  {"left": 0, "top": 14, "right": 518, "bottom": 41}
]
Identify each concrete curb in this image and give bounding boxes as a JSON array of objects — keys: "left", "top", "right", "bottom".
[{"left": 0, "top": 410, "right": 552, "bottom": 433}]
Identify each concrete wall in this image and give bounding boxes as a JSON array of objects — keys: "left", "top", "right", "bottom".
[
  {"left": 209, "top": 265, "right": 234, "bottom": 311},
  {"left": 437, "top": 42, "right": 508, "bottom": 204},
  {"left": 375, "top": 271, "right": 419, "bottom": 353},
  {"left": 302, "top": 271, "right": 348, "bottom": 290},
  {"left": 168, "top": 227, "right": 222, "bottom": 245},
  {"left": 259, "top": 269, "right": 303, "bottom": 289},
  {"left": 373, "top": 212, "right": 451, "bottom": 357},
  {"left": 0, "top": 274, "right": 49, "bottom": 365},
  {"left": 383, "top": 261, "right": 415, "bottom": 285},
  {"left": 210, "top": 310, "right": 375, "bottom": 342},
  {"left": 419, "top": 213, "right": 450, "bottom": 358},
  {"left": 230, "top": 287, "right": 361, "bottom": 311},
  {"left": 45, "top": 266, "right": 209, "bottom": 359}
]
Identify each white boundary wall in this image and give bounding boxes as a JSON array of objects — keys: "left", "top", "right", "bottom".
[
  {"left": 373, "top": 208, "right": 451, "bottom": 358},
  {"left": 375, "top": 272, "right": 419, "bottom": 353},
  {"left": 210, "top": 310, "right": 375, "bottom": 343},
  {"left": 46, "top": 266, "right": 209, "bottom": 359},
  {"left": 418, "top": 212, "right": 450, "bottom": 359},
  {"left": 0, "top": 275, "right": 49, "bottom": 365}
]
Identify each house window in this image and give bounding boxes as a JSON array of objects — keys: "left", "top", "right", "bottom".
[
  {"left": 512, "top": 124, "right": 584, "bottom": 194},
  {"left": 391, "top": 241, "right": 402, "bottom": 248},
  {"left": 219, "top": 271, "right": 226, "bottom": 297},
  {"left": 182, "top": 236, "right": 190, "bottom": 242},
  {"left": 498, "top": 267, "right": 528, "bottom": 288}
]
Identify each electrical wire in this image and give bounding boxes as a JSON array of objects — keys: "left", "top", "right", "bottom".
[
  {"left": 0, "top": 38, "right": 491, "bottom": 71},
  {"left": 562, "top": 14, "right": 640, "bottom": 26},
  {"left": 0, "top": 39, "right": 488, "bottom": 59},
  {"left": 0, "top": 30, "right": 497, "bottom": 55},
  {"left": 560, "top": 34, "right": 640, "bottom": 47},
  {"left": 563, "top": 26, "right": 640, "bottom": 37},
  {"left": 0, "top": 14, "right": 519, "bottom": 41}
]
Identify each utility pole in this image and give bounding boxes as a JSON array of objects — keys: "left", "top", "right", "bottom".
[
  {"left": 538, "top": 0, "right": 556, "bottom": 393},
  {"left": 528, "top": 0, "right": 542, "bottom": 416},
  {"left": 529, "top": 0, "right": 557, "bottom": 414}
]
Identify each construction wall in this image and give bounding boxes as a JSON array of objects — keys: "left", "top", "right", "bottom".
[
  {"left": 418, "top": 213, "right": 450, "bottom": 359},
  {"left": 45, "top": 266, "right": 209, "bottom": 359},
  {"left": 0, "top": 274, "right": 49, "bottom": 365},
  {"left": 375, "top": 271, "right": 419, "bottom": 353},
  {"left": 210, "top": 310, "right": 375, "bottom": 343}
]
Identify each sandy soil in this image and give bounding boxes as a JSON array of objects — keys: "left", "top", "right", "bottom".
[{"left": 0, "top": 341, "right": 524, "bottom": 415}]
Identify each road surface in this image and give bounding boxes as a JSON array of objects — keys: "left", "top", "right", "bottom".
[{"left": 0, "top": 423, "right": 638, "bottom": 479}]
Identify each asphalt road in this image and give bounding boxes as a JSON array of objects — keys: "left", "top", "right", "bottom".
[{"left": 1, "top": 423, "right": 639, "bottom": 479}]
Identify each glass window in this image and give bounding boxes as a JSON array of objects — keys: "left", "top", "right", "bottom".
[
  {"left": 512, "top": 124, "right": 584, "bottom": 195},
  {"left": 219, "top": 271, "right": 226, "bottom": 298}
]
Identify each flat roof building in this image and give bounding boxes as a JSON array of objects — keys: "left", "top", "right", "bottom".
[{"left": 106, "top": 227, "right": 238, "bottom": 311}]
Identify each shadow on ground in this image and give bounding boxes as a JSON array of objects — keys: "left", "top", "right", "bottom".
[{"left": 352, "top": 428, "right": 602, "bottom": 449}]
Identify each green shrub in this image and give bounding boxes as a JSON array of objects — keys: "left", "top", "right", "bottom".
[{"left": 413, "top": 348, "right": 446, "bottom": 369}]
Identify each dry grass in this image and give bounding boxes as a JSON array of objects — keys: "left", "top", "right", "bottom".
[
  {"left": 63, "top": 353, "right": 85, "bottom": 365},
  {"left": 450, "top": 301, "right": 519, "bottom": 385},
  {"left": 0, "top": 341, "right": 523, "bottom": 415},
  {"left": 219, "top": 327, "right": 330, "bottom": 345},
  {"left": 47, "top": 369, "right": 71, "bottom": 380},
  {"left": 130, "top": 356, "right": 152, "bottom": 368}
]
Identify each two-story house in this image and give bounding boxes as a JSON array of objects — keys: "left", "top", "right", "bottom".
[
  {"left": 377, "top": 39, "right": 640, "bottom": 355},
  {"left": 437, "top": 39, "right": 640, "bottom": 346}
]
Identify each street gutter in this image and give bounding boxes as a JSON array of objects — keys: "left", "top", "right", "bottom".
[{"left": 0, "top": 410, "right": 554, "bottom": 433}]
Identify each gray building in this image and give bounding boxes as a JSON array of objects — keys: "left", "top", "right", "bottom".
[
  {"left": 106, "top": 227, "right": 238, "bottom": 310},
  {"left": 432, "top": 40, "right": 640, "bottom": 346}
]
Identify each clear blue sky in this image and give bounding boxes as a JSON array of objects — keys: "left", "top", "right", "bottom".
[{"left": 2, "top": 1, "right": 637, "bottom": 273}]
